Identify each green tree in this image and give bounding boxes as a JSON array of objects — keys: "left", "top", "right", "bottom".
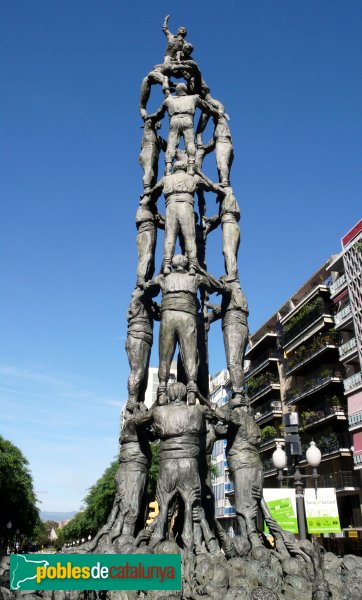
[{"left": 0, "top": 436, "right": 39, "bottom": 544}]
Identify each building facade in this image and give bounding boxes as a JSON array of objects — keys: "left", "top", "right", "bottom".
[
  {"left": 210, "top": 219, "right": 362, "bottom": 540},
  {"left": 328, "top": 220, "right": 362, "bottom": 476},
  {"left": 144, "top": 361, "right": 177, "bottom": 408}
]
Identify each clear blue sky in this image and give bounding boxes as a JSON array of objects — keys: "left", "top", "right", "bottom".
[{"left": 1, "top": 1, "right": 361, "bottom": 513}]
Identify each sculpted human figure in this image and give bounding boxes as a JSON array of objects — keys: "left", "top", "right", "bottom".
[
  {"left": 130, "top": 382, "right": 226, "bottom": 551},
  {"left": 200, "top": 177, "right": 240, "bottom": 280},
  {"left": 213, "top": 113, "right": 234, "bottom": 186},
  {"left": 197, "top": 109, "right": 234, "bottom": 186},
  {"left": 111, "top": 403, "right": 151, "bottom": 540},
  {"left": 144, "top": 254, "right": 224, "bottom": 405},
  {"left": 145, "top": 82, "right": 220, "bottom": 175},
  {"left": 138, "top": 119, "right": 166, "bottom": 193},
  {"left": 125, "top": 287, "right": 160, "bottom": 407},
  {"left": 207, "top": 281, "right": 249, "bottom": 403},
  {"left": 135, "top": 197, "right": 164, "bottom": 284},
  {"left": 217, "top": 400, "right": 263, "bottom": 548},
  {"left": 87, "top": 403, "right": 151, "bottom": 550},
  {"left": 146, "top": 157, "right": 225, "bottom": 275},
  {"left": 162, "top": 15, "right": 189, "bottom": 63}
]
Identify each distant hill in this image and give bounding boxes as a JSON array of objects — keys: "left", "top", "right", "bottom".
[{"left": 40, "top": 511, "right": 76, "bottom": 523}]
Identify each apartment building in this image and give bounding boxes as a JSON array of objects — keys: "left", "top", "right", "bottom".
[
  {"left": 208, "top": 369, "right": 239, "bottom": 535},
  {"left": 211, "top": 219, "right": 362, "bottom": 537},
  {"left": 327, "top": 220, "right": 362, "bottom": 477},
  {"left": 276, "top": 262, "right": 360, "bottom": 529}
]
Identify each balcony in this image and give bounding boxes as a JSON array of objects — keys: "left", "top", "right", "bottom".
[
  {"left": 249, "top": 381, "right": 281, "bottom": 404},
  {"left": 302, "top": 432, "right": 351, "bottom": 458},
  {"left": 330, "top": 274, "right": 347, "bottom": 297},
  {"left": 335, "top": 304, "right": 352, "bottom": 328},
  {"left": 344, "top": 372, "right": 362, "bottom": 394},
  {"left": 339, "top": 337, "right": 358, "bottom": 360},
  {"left": 285, "top": 332, "right": 339, "bottom": 376},
  {"left": 253, "top": 400, "right": 283, "bottom": 425},
  {"left": 282, "top": 299, "right": 333, "bottom": 348},
  {"left": 349, "top": 411, "right": 362, "bottom": 430},
  {"left": 286, "top": 370, "right": 343, "bottom": 405},
  {"left": 245, "top": 332, "right": 277, "bottom": 360},
  {"left": 318, "top": 470, "right": 360, "bottom": 491},
  {"left": 246, "top": 349, "right": 279, "bottom": 379},
  {"left": 260, "top": 435, "right": 284, "bottom": 453},
  {"left": 300, "top": 402, "right": 346, "bottom": 430}
]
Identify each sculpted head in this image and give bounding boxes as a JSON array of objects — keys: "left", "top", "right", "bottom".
[
  {"left": 177, "top": 26, "right": 187, "bottom": 37},
  {"left": 168, "top": 382, "right": 187, "bottom": 404},
  {"left": 175, "top": 83, "right": 188, "bottom": 96},
  {"left": 172, "top": 254, "right": 188, "bottom": 272},
  {"left": 182, "top": 42, "right": 193, "bottom": 57}
]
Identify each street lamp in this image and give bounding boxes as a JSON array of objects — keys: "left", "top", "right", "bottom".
[{"left": 272, "top": 440, "right": 321, "bottom": 540}]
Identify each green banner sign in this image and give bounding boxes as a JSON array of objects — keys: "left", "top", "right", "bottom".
[
  {"left": 263, "top": 489, "right": 299, "bottom": 534},
  {"left": 10, "top": 554, "right": 181, "bottom": 591}
]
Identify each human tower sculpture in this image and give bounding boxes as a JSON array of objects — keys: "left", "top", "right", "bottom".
[{"left": 84, "top": 17, "right": 342, "bottom": 600}]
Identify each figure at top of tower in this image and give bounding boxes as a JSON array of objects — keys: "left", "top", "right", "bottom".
[{"left": 162, "top": 14, "right": 192, "bottom": 63}]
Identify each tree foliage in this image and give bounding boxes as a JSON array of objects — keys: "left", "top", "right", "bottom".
[{"left": 0, "top": 436, "right": 39, "bottom": 539}]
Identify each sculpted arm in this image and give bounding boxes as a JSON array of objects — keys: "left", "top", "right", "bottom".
[
  {"left": 132, "top": 408, "right": 154, "bottom": 428},
  {"left": 162, "top": 14, "right": 172, "bottom": 39},
  {"left": 195, "top": 169, "right": 225, "bottom": 195},
  {"left": 204, "top": 213, "right": 221, "bottom": 235},
  {"left": 142, "top": 177, "right": 164, "bottom": 200},
  {"left": 145, "top": 102, "right": 167, "bottom": 123},
  {"left": 197, "top": 270, "right": 225, "bottom": 295},
  {"left": 196, "top": 96, "right": 220, "bottom": 117},
  {"left": 205, "top": 301, "right": 222, "bottom": 325},
  {"left": 142, "top": 275, "right": 162, "bottom": 297}
]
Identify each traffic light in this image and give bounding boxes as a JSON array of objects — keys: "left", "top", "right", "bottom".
[{"left": 146, "top": 500, "right": 159, "bottom": 525}]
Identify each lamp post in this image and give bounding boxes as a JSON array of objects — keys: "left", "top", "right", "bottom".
[
  {"left": 272, "top": 440, "right": 321, "bottom": 540},
  {"left": 6, "top": 521, "right": 12, "bottom": 554}
]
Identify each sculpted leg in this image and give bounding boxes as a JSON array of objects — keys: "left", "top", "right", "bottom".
[
  {"left": 139, "top": 146, "right": 159, "bottom": 191},
  {"left": 136, "top": 227, "right": 157, "bottom": 281},
  {"left": 184, "top": 126, "right": 196, "bottom": 174},
  {"left": 126, "top": 337, "right": 151, "bottom": 405},
  {"left": 163, "top": 206, "right": 180, "bottom": 273},
  {"left": 222, "top": 220, "right": 240, "bottom": 278},
  {"left": 216, "top": 142, "right": 234, "bottom": 185},
  {"left": 150, "top": 462, "right": 177, "bottom": 548},
  {"left": 165, "top": 127, "right": 180, "bottom": 174},
  {"left": 140, "top": 70, "right": 169, "bottom": 115},
  {"left": 177, "top": 313, "right": 198, "bottom": 404},
  {"left": 178, "top": 203, "right": 198, "bottom": 273},
  {"left": 223, "top": 321, "right": 248, "bottom": 395},
  {"left": 232, "top": 466, "right": 263, "bottom": 547},
  {"left": 121, "top": 469, "right": 148, "bottom": 537},
  {"left": 158, "top": 312, "right": 177, "bottom": 402}
]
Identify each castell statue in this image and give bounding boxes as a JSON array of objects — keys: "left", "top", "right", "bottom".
[{"left": 75, "top": 16, "right": 350, "bottom": 600}]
